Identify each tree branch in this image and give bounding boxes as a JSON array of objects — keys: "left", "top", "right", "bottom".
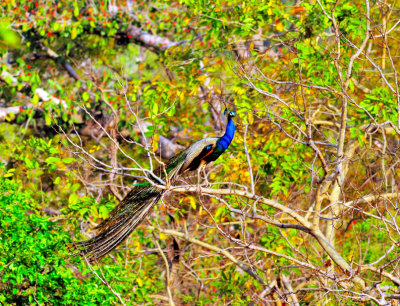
[
  {"left": 155, "top": 184, "right": 366, "bottom": 288},
  {"left": 149, "top": 226, "right": 266, "bottom": 285}
]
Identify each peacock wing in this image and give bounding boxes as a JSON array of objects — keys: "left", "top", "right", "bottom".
[{"left": 181, "top": 137, "right": 219, "bottom": 172}]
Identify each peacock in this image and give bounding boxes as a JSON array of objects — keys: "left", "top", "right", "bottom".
[{"left": 75, "top": 109, "right": 236, "bottom": 261}]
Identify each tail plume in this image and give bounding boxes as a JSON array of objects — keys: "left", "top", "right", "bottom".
[
  {"left": 74, "top": 150, "right": 187, "bottom": 262},
  {"left": 75, "top": 185, "right": 163, "bottom": 261}
]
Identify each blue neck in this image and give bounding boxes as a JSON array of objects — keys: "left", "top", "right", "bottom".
[{"left": 217, "top": 117, "right": 235, "bottom": 151}]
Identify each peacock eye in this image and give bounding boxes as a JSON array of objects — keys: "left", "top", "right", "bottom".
[{"left": 206, "top": 144, "right": 212, "bottom": 150}]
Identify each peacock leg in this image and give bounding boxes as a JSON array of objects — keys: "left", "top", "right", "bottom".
[
  {"left": 202, "top": 166, "right": 210, "bottom": 186},
  {"left": 196, "top": 166, "right": 202, "bottom": 193}
]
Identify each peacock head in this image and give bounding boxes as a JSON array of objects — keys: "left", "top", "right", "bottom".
[{"left": 223, "top": 108, "right": 236, "bottom": 119}]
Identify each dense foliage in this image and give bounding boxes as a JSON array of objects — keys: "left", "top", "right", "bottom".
[
  {"left": 0, "top": 174, "right": 120, "bottom": 305},
  {"left": 2, "top": 0, "right": 400, "bottom": 304}
]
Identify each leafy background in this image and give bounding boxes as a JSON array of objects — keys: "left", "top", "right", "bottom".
[{"left": 1, "top": 0, "right": 400, "bottom": 304}]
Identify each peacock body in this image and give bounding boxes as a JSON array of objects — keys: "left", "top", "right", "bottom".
[{"left": 76, "top": 110, "right": 235, "bottom": 261}]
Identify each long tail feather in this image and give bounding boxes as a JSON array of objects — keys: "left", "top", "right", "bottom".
[
  {"left": 74, "top": 150, "right": 188, "bottom": 262},
  {"left": 75, "top": 185, "right": 163, "bottom": 261}
]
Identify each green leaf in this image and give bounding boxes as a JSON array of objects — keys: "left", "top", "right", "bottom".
[
  {"left": 62, "top": 158, "right": 75, "bottom": 164},
  {"left": 45, "top": 157, "right": 60, "bottom": 164},
  {"left": 0, "top": 24, "right": 21, "bottom": 48},
  {"left": 71, "top": 28, "right": 77, "bottom": 40},
  {"left": 31, "top": 94, "right": 39, "bottom": 106},
  {"left": 73, "top": 2, "right": 79, "bottom": 17},
  {"left": 71, "top": 183, "right": 80, "bottom": 192},
  {"left": 45, "top": 114, "right": 52, "bottom": 126},
  {"left": 82, "top": 92, "right": 90, "bottom": 102},
  {"left": 68, "top": 193, "right": 79, "bottom": 205},
  {"left": 52, "top": 22, "right": 60, "bottom": 32}
]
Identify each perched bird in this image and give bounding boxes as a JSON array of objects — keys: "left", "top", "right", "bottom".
[{"left": 76, "top": 109, "right": 236, "bottom": 261}]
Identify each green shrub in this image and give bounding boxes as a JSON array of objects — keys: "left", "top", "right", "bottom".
[{"left": 0, "top": 175, "right": 119, "bottom": 305}]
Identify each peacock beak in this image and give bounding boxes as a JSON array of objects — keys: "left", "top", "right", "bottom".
[{"left": 223, "top": 109, "right": 236, "bottom": 118}]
